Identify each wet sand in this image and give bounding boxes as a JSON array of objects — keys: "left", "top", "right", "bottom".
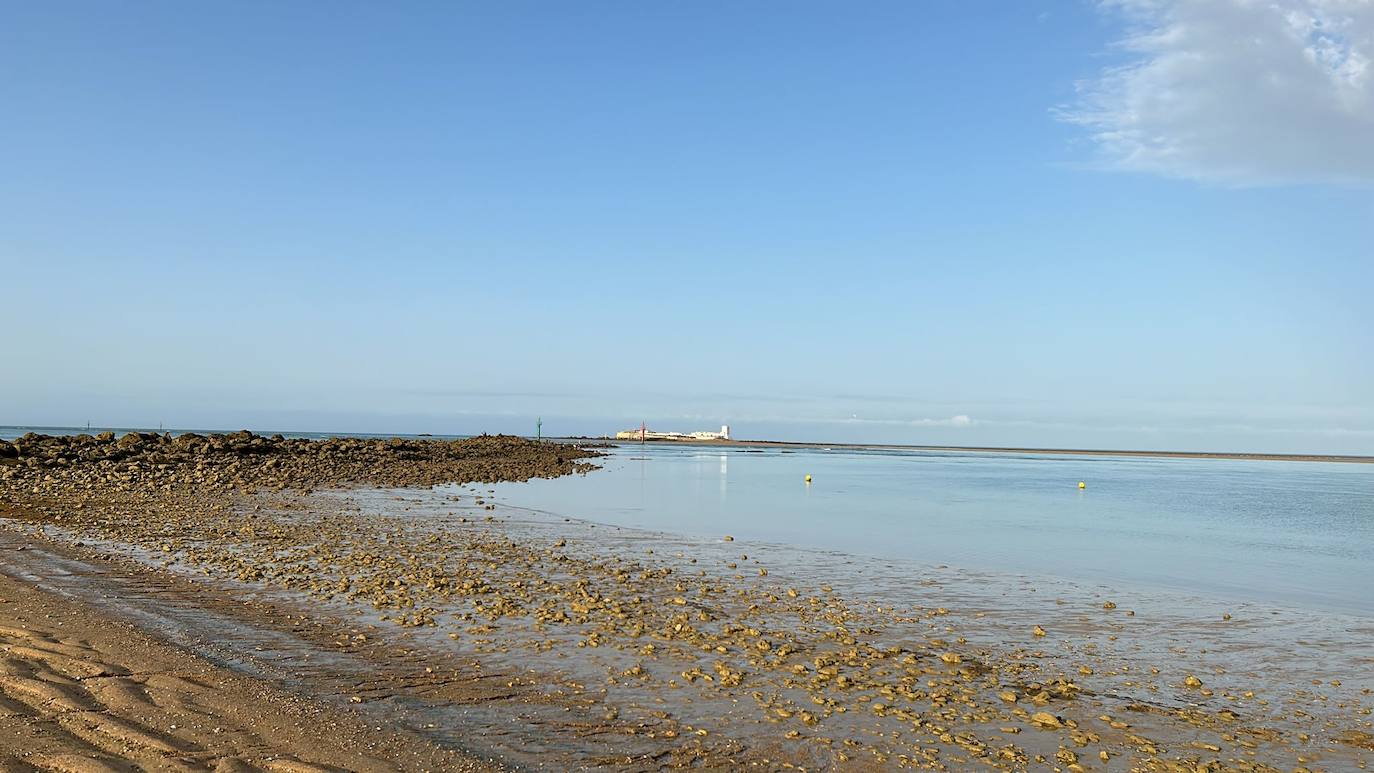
[
  {"left": 0, "top": 548, "right": 497, "bottom": 772},
  {"left": 2, "top": 432, "right": 1372, "bottom": 771}
]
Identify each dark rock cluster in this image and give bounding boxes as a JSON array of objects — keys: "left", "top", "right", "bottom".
[{"left": 0, "top": 431, "right": 601, "bottom": 493}]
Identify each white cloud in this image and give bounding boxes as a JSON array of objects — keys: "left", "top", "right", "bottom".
[{"left": 1061, "top": 0, "right": 1374, "bottom": 184}]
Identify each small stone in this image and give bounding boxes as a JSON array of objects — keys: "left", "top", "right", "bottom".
[{"left": 1030, "top": 711, "right": 1062, "bottom": 728}]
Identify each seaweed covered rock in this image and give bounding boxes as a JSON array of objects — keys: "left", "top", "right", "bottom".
[{"left": 0, "top": 432, "right": 601, "bottom": 493}]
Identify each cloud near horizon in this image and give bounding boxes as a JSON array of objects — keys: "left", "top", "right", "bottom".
[
  {"left": 917, "top": 414, "right": 974, "bottom": 427},
  {"left": 1062, "top": 0, "right": 1374, "bottom": 185}
]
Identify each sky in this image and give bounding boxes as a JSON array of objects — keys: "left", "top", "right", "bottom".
[{"left": 2, "top": 0, "right": 1371, "bottom": 453}]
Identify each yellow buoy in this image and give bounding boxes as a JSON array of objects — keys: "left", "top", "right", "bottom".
[
  {"left": 805, "top": 474, "right": 812, "bottom": 483},
  {"left": 1078, "top": 481, "right": 1086, "bottom": 489}
]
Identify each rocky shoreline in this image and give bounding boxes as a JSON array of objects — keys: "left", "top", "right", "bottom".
[
  {"left": 0, "top": 430, "right": 601, "bottom": 494},
  {"left": 0, "top": 432, "right": 614, "bottom": 771}
]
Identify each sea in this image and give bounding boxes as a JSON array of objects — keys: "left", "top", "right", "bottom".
[{"left": 489, "top": 443, "right": 1374, "bottom": 617}]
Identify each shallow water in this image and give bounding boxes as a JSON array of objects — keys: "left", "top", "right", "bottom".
[
  {"left": 378, "top": 483, "right": 1374, "bottom": 768},
  {"left": 487, "top": 444, "right": 1374, "bottom": 616}
]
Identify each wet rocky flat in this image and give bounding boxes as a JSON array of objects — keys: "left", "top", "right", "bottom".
[{"left": 2, "top": 432, "right": 1372, "bottom": 771}]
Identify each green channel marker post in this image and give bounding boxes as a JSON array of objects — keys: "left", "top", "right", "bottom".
[{"left": 536, "top": 417, "right": 542, "bottom": 442}]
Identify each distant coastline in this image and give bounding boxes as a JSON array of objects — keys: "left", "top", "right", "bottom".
[
  {"left": 585, "top": 436, "right": 1374, "bottom": 464},
  {"left": 4, "top": 426, "right": 1369, "bottom": 464}
]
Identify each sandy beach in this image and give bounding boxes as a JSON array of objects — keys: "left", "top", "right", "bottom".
[
  {"left": 0, "top": 560, "right": 497, "bottom": 772},
  {"left": 2, "top": 432, "right": 1371, "bottom": 771}
]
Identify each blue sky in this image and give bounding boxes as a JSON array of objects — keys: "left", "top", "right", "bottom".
[{"left": 2, "top": 1, "right": 1371, "bottom": 453}]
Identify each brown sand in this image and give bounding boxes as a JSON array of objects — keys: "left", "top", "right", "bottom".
[{"left": 0, "top": 569, "right": 498, "bottom": 772}]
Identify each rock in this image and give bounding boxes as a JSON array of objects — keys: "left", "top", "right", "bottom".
[
  {"left": 0, "top": 432, "right": 600, "bottom": 492},
  {"left": 1031, "top": 711, "right": 1062, "bottom": 728}
]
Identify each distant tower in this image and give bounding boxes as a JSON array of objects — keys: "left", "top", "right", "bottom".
[
  {"left": 640, "top": 421, "right": 647, "bottom": 442},
  {"left": 721, "top": 424, "right": 730, "bottom": 440}
]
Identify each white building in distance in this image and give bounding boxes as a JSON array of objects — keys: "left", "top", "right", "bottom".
[{"left": 615, "top": 424, "right": 731, "bottom": 441}]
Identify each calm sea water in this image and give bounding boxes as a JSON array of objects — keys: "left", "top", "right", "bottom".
[{"left": 488, "top": 444, "right": 1374, "bottom": 616}]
